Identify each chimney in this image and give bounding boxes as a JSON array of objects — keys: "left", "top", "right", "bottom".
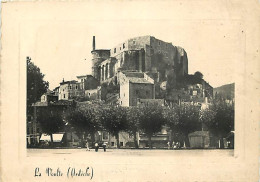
[{"left": 92, "top": 36, "right": 96, "bottom": 51}]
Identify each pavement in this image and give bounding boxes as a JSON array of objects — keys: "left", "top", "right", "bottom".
[{"left": 27, "top": 148, "right": 234, "bottom": 158}]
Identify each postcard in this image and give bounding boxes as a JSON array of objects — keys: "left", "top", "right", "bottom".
[{"left": 1, "top": 1, "right": 259, "bottom": 181}]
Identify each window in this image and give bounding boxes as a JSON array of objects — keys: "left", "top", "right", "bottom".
[
  {"left": 69, "top": 86, "right": 72, "bottom": 90},
  {"left": 76, "top": 86, "right": 78, "bottom": 89},
  {"left": 114, "top": 48, "right": 116, "bottom": 53},
  {"left": 120, "top": 142, "right": 123, "bottom": 147},
  {"left": 120, "top": 101, "right": 122, "bottom": 105},
  {"left": 88, "top": 93, "right": 91, "bottom": 96},
  {"left": 63, "top": 94, "right": 65, "bottom": 98},
  {"left": 81, "top": 79, "right": 83, "bottom": 82},
  {"left": 133, "top": 41, "right": 135, "bottom": 44},
  {"left": 158, "top": 41, "right": 161, "bottom": 45},
  {"left": 103, "top": 132, "right": 109, "bottom": 140},
  {"left": 124, "top": 93, "right": 125, "bottom": 97},
  {"left": 111, "top": 142, "right": 115, "bottom": 146},
  {"left": 123, "top": 43, "right": 125, "bottom": 49},
  {"left": 120, "top": 47, "right": 121, "bottom": 50}
]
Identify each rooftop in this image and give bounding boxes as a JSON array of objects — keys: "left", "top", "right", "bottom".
[
  {"left": 121, "top": 71, "right": 154, "bottom": 84},
  {"left": 76, "top": 75, "right": 93, "bottom": 79},
  {"left": 128, "top": 77, "right": 153, "bottom": 84},
  {"left": 60, "top": 80, "right": 77, "bottom": 85},
  {"left": 91, "top": 49, "right": 110, "bottom": 53},
  {"left": 122, "top": 71, "right": 145, "bottom": 78}
]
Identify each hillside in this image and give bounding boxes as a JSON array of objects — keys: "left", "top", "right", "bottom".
[{"left": 213, "top": 83, "right": 235, "bottom": 99}]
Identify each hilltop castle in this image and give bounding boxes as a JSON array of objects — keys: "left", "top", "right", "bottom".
[
  {"left": 91, "top": 35, "right": 188, "bottom": 84},
  {"left": 53, "top": 35, "right": 211, "bottom": 107},
  {"left": 29, "top": 36, "right": 213, "bottom": 148}
]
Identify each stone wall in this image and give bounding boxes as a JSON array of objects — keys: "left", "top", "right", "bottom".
[
  {"left": 85, "top": 89, "right": 99, "bottom": 100},
  {"left": 110, "top": 41, "right": 128, "bottom": 57},
  {"left": 91, "top": 49, "right": 110, "bottom": 80},
  {"left": 129, "top": 82, "right": 154, "bottom": 106},
  {"left": 115, "top": 50, "right": 145, "bottom": 72},
  {"left": 119, "top": 80, "right": 130, "bottom": 106}
]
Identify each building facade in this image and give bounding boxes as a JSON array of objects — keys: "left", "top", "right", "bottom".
[{"left": 119, "top": 71, "right": 155, "bottom": 106}]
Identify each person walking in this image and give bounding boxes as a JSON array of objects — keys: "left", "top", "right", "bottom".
[
  {"left": 85, "top": 141, "right": 90, "bottom": 151},
  {"left": 176, "top": 142, "right": 180, "bottom": 149},
  {"left": 95, "top": 142, "right": 99, "bottom": 152},
  {"left": 172, "top": 141, "right": 176, "bottom": 150},
  {"left": 167, "top": 141, "right": 170, "bottom": 150},
  {"left": 102, "top": 142, "right": 107, "bottom": 152}
]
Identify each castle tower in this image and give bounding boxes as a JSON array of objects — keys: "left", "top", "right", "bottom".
[{"left": 91, "top": 36, "right": 110, "bottom": 81}]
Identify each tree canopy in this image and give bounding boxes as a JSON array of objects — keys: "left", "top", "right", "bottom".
[
  {"left": 27, "top": 57, "right": 49, "bottom": 114},
  {"left": 100, "top": 106, "right": 128, "bottom": 148},
  {"left": 139, "top": 104, "right": 165, "bottom": 149},
  {"left": 37, "top": 109, "right": 65, "bottom": 145}
]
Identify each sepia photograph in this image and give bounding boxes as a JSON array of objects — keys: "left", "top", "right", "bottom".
[
  {"left": 27, "top": 35, "right": 234, "bottom": 152},
  {"left": 1, "top": 1, "right": 259, "bottom": 181}
]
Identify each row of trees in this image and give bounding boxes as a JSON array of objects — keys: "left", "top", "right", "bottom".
[{"left": 38, "top": 101, "right": 234, "bottom": 149}]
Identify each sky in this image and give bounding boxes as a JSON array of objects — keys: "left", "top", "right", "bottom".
[{"left": 19, "top": 1, "right": 244, "bottom": 89}]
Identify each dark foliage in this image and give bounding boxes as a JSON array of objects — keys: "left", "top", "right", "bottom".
[
  {"left": 27, "top": 57, "right": 49, "bottom": 114},
  {"left": 139, "top": 104, "right": 165, "bottom": 149},
  {"left": 37, "top": 109, "right": 64, "bottom": 145},
  {"left": 100, "top": 106, "right": 128, "bottom": 148}
]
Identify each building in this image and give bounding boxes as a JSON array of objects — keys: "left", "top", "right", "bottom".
[
  {"left": 59, "top": 80, "right": 83, "bottom": 100},
  {"left": 27, "top": 94, "right": 76, "bottom": 147},
  {"left": 91, "top": 35, "right": 188, "bottom": 85},
  {"left": 76, "top": 75, "right": 99, "bottom": 90},
  {"left": 119, "top": 71, "right": 155, "bottom": 106},
  {"left": 188, "top": 131, "right": 211, "bottom": 148},
  {"left": 58, "top": 75, "right": 99, "bottom": 101}
]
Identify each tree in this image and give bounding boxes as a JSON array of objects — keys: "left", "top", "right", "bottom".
[
  {"left": 203, "top": 102, "right": 234, "bottom": 148},
  {"left": 139, "top": 104, "right": 165, "bottom": 149},
  {"left": 27, "top": 57, "right": 49, "bottom": 115},
  {"left": 126, "top": 106, "right": 142, "bottom": 148},
  {"left": 194, "top": 71, "right": 203, "bottom": 80},
  {"left": 37, "top": 109, "right": 65, "bottom": 146},
  {"left": 65, "top": 104, "right": 102, "bottom": 146},
  {"left": 175, "top": 104, "right": 201, "bottom": 147},
  {"left": 163, "top": 106, "right": 179, "bottom": 146},
  {"left": 65, "top": 108, "right": 87, "bottom": 140},
  {"left": 100, "top": 106, "right": 128, "bottom": 148}
]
